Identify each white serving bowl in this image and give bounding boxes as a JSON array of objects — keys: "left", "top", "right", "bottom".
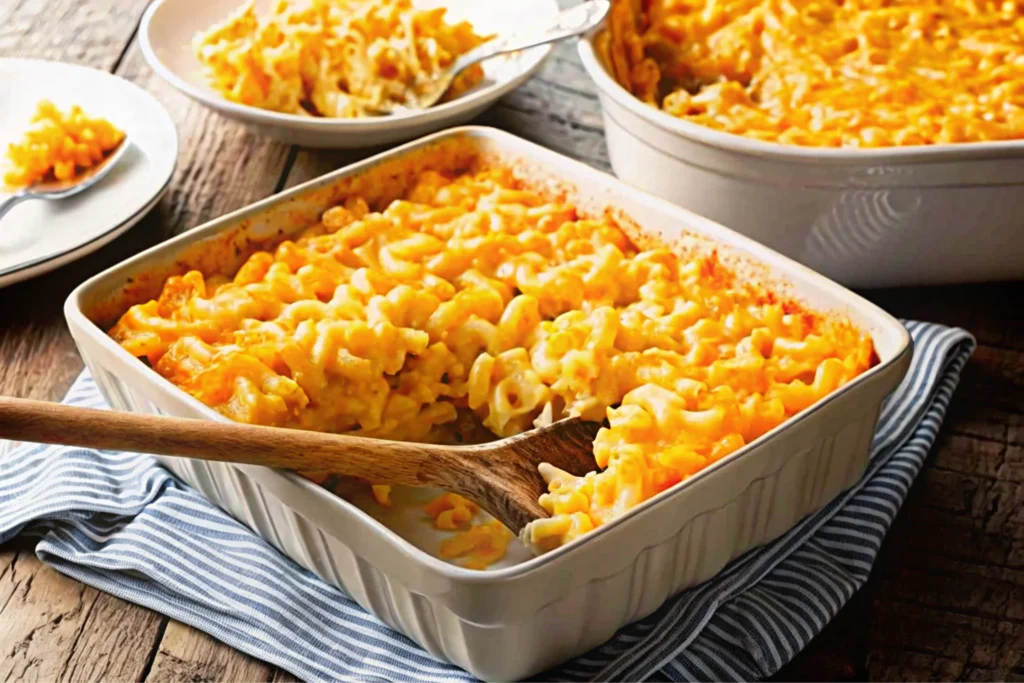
[
  {"left": 577, "top": 32, "right": 1024, "bottom": 289},
  {"left": 139, "top": 0, "right": 557, "bottom": 148}
]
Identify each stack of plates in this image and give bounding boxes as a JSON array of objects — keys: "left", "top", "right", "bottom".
[{"left": 0, "top": 59, "right": 178, "bottom": 289}]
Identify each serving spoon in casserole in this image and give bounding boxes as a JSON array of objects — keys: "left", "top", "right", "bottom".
[{"left": 0, "top": 396, "right": 599, "bottom": 536}]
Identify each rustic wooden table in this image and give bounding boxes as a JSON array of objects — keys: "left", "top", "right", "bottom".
[{"left": 2, "top": 1, "right": 1022, "bottom": 681}]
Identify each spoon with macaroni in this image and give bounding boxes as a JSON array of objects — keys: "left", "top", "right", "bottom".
[
  {"left": 0, "top": 137, "right": 129, "bottom": 222},
  {"left": 366, "top": 0, "right": 611, "bottom": 115},
  {"left": 0, "top": 396, "right": 599, "bottom": 536}
]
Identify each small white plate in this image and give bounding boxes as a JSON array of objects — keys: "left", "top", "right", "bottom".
[
  {"left": 0, "top": 59, "right": 178, "bottom": 289},
  {"left": 139, "top": 0, "right": 559, "bottom": 148}
]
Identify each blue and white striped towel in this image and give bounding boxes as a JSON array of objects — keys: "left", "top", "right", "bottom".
[{"left": 0, "top": 321, "right": 974, "bottom": 682}]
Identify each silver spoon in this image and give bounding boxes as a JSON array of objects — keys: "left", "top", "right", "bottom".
[
  {"left": 0, "top": 137, "right": 130, "bottom": 221},
  {"left": 366, "top": 0, "right": 611, "bottom": 115}
]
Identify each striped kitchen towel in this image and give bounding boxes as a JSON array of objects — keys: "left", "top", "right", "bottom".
[{"left": 0, "top": 321, "right": 974, "bottom": 682}]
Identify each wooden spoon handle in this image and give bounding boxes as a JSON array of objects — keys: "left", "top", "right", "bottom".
[{"left": 0, "top": 396, "right": 448, "bottom": 487}]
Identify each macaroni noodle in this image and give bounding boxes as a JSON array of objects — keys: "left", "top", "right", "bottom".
[
  {"left": 424, "top": 492, "right": 513, "bottom": 568},
  {"left": 424, "top": 492, "right": 479, "bottom": 531},
  {"left": 110, "top": 159, "right": 875, "bottom": 562},
  {"left": 194, "top": 0, "right": 492, "bottom": 118},
  {"left": 598, "top": 0, "right": 1024, "bottom": 147},
  {"left": 440, "top": 520, "right": 514, "bottom": 570},
  {"left": 3, "top": 100, "right": 124, "bottom": 189}
]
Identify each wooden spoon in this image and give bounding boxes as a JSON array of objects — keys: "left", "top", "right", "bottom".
[{"left": 0, "top": 396, "right": 599, "bottom": 534}]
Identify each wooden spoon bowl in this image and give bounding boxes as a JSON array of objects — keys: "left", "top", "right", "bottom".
[{"left": 0, "top": 397, "right": 600, "bottom": 535}]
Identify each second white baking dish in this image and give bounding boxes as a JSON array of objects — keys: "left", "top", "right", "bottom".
[
  {"left": 65, "top": 127, "right": 911, "bottom": 680},
  {"left": 577, "top": 32, "right": 1024, "bottom": 289}
]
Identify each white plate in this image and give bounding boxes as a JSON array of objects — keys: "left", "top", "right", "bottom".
[
  {"left": 139, "top": 0, "right": 558, "bottom": 148},
  {"left": 0, "top": 59, "right": 178, "bottom": 289}
]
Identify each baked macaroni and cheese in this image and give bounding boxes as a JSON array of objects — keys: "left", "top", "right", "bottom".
[
  {"left": 3, "top": 100, "right": 124, "bottom": 189},
  {"left": 598, "top": 0, "right": 1024, "bottom": 147},
  {"left": 109, "top": 148, "right": 875, "bottom": 566},
  {"left": 194, "top": 0, "right": 493, "bottom": 118}
]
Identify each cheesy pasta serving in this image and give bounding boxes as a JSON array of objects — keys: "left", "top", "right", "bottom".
[
  {"left": 3, "top": 100, "right": 124, "bottom": 189},
  {"left": 110, "top": 154, "right": 875, "bottom": 563},
  {"left": 193, "top": 0, "right": 492, "bottom": 118},
  {"left": 599, "top": 0, "right": 1024, "bottom": 147}
]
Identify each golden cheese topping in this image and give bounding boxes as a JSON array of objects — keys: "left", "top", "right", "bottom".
[
  {"left": 110, "top": 160, "right": 875, "bottom": 561},
  {"left": 3, "top": 100, "right": 124, "bottom": 189},
  {"left": 194, "top": 0, "right": 492, "bottom": 118},
  {"left": 598, "top": 0, "right": 1024, "bottom": 147}
]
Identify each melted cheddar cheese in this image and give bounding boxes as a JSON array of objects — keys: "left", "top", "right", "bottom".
[
  {"left": 3, "top": 100, "right": 124, "bottom": 188},
  {"left": 193, "top": 0, "right": 492, "bottom": 118},
  {"left": 110, "top": 158, "right": 875, "bottom": 561},
  {"left": 598, "top": 0, "right": 1024, "bottom": 147}
]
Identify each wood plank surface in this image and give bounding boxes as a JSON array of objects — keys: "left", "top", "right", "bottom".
[
  {"left": 1, "top": 2, "right": 1023, "bottom": 682},
  {"left": 58, "top": 592, "right": 165, "bottom": 683},
  {"left": 143, "top": 622, "right": 274, "bottom": 683},
  {"left": 863, "top": 284, "right": 1024, "bottom": 681},
  {"left": 0, "top": 546, "right": 105, "bottom": 682},
  {"left": 0, "top": 0, "right": 143, "bottom": 69}
]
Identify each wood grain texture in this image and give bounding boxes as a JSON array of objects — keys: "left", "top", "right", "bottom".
[
  {"left": 0, "top": 540, "right": 163, "bottom": 683},
  {"left": 0, "top": 0, "right": 144, "bottom": 69},
  {"left": 864, "top": 284, "right": 1024, "bottom": 681},
  {"left": 0, "top": 549, "right": 99, "bottom": 682},
  {"left": 57, "top": 594, "right": 165, "bottom": 683},
  {"left": 478, "top": 52, "right": 611, "bottom": 168},
  {"left": 143, "top": 622, "right": 274, "bottom": 683}
]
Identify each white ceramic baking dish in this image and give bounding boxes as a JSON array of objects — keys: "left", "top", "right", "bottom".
[
  {"left": 577, "top": 33, "right": 1024, "bottom": 289},
  {"left": 65, "top": 126, "right": 911, "bottom": 681}
]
